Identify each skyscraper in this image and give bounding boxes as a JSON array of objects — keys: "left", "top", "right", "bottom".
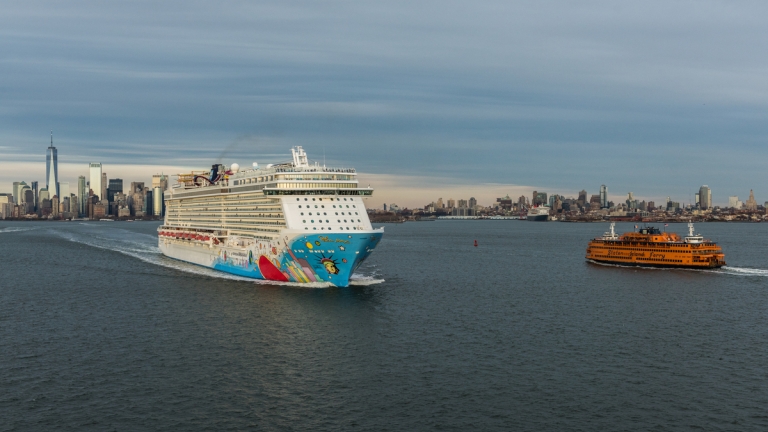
[
  {"left": 599, "top": 185, "right": 608, "bottom": 209},
  {"left": 12, "top": 181, "right": 27, "bottom": 204},
  {"left": 107, "top": 178, "right": 123, "bottom": 203},
  {"left": 699, "top": 185, "right": 711, "bottom": 210},
  {"left": 46, "top": 132, "right": 59, "bottom": 198},
  {"left": 101, "top": 172, "right": 107, "bottom": 202},
  {"left": 59, "top": 182, "right": 70, "bottom": 203},
  {"left": 78, "top": 176, "right": 87, "bottom": 217},
  {"left": 89, "top": 163, "right": 102, "bottom": 200},
  {"left": 31, "top": 181, "right": 39, "bottom": 212},
  {"left": 153, "top": 186, "right": 164, "bottom": 217},
  {"left": 152, "top": 174, "right": 168, "bottom": 191}
]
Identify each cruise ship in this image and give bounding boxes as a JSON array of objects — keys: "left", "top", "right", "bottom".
[
  {"left": 526, "top": 206, "right": 550, "bottom": 221},
  {"left": 158, "top": 147, "right": 383, "bottom": 287}
]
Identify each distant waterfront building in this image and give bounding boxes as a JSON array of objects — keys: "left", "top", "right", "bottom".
[
  {"left": 699, "top": 185, "right": 711, "bottom": 210},
  {"left": 153, "top": 186, "right": 164, "bottom": 217},
  {"left": 729, "top": 196, "right": 739, "bottom": 209},
  {"left": 0, "top": 194, "right": 13, "bottom": 219},
  {"left": 58, "top": 182, "right": 70, "bottom": 206},
  {"left": 447, "top": 198, "right": 455, "bottom": 209},
  {"left": 745, "top": 189, "right": 757, "bottom": 210},
  {"left": 152, "top": 174, "right": 168, "bottom": 191},
  {"left": 101, "top": 173, "right": 108, "bottom": 203},
  {"left": 46, "top": 133, "right": 59, "bottom": 198},
  {"left": 468, "top": 197, "right": 477, "bottom": 209},
  {"left": 78, "top": 176, "right": 87, "bottom": 217},
  {"left": 12, "top": 181, "right": 27, "bottom": 205},
  {"left": 31, "top": 181, "right": 39, "bottom": 212},
  {"left": 52, "top": 195, "right": 60, "bottom": 217},
  {"left": 89, "top": 163, "right": 103, "bottom": 200},
  {"left": 107, "top": 178, "right": 123, "bottom": 204},
  {"left": 599, "top": 185, "right": 608, "bottom": 208}
]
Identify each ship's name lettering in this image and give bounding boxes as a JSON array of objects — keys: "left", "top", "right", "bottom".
[{"left": 650, "top": 253, "right": 665, "bottom": 259}]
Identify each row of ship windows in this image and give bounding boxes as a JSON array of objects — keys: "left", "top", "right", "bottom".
[
  {"left": 595, "top": 247, "right": 715, "bottom": 252},
  {"left": 305, "top": 227, "right": 359, "bottom": 231},
  {"left": 302, "top": 212, "right": 358, "bottom": 216},
  {"left": 304, "top": 219, "right": 362, "bottom": 224},
  {"left": 296, "top": 197, "right": 356, "bottom": 202},
  {"left": 298, "top": 204, "right": 356, "bottom": 209},
  {"left": 167, "top": 219, "right": 284, "bottom": 227}
]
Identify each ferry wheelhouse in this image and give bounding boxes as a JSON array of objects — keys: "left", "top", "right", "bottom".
[
  {"left": 158, "top": 147, "right": 383, "bottom": 286},
  {"left": 586, "top": 222, "right": 726, "bottom": 269}
]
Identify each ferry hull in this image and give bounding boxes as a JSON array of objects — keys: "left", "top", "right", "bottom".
[
  {"left": 587, "top": 259, "right": 724, "bottom": 269},
  {"left": 159, "top": 231, "right": 383, "bottom": 287}
]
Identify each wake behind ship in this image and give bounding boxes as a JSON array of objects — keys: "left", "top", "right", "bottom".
[{"left": 158, "top": 147, "right": 383, "bottom": 287}]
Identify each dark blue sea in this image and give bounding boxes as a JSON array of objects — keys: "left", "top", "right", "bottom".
[{"left": 1, "top": 220, "right": 767, "bottom": 431}]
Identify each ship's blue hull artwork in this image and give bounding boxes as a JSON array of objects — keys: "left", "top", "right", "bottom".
[{"left": 209, "top": 232, "right": 383, "bottom": 287}]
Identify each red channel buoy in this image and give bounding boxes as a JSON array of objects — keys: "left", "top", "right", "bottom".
[{"left": 474, "top": 240, "right": 478, "bottom": 247}]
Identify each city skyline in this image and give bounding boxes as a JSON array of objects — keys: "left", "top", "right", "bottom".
[
  {"left": 2, "top": 2, "right": 768, "bottom": 205},
  {"left": 2, "top": 138, "right": 764, "bottom": 210}
]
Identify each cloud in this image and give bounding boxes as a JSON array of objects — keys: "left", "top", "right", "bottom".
[{"left": 1, "top": 1, "right": 768, "bottom": 207}]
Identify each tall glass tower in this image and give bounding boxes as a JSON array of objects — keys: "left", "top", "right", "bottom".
[
  {"left": 599, "top": 185, "right": 608, "bottom": 209},
  {"left": 89, "top": 163, "right": 102, "bottom": 200},
  {"left": 46, "top": 131, "right": 59, "bottom": 198},
  {"left": 78, "top": 176, "right": 87, "bottom": 217}
]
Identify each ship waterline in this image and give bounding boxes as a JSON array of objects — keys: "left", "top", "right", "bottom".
[{"left": 158, "top": 147, "right": 383, "bottom": 287}]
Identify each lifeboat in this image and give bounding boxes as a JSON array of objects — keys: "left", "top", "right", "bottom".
[{"left": 586, "top": 222, "right": 726, "bottom": 269}]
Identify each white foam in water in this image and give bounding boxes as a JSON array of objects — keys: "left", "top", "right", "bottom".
[
  {"left": 51, "top": 227, "right": 373, "bottom": 287},
  {"left": 588, "top": 259, "right": 768, "bottom": 277},
  {"left": 720, "top": 266, "right": 768, "bottom": 277},
  {"left": 0, "top": 227, "right": 36, "bottom": 234}
]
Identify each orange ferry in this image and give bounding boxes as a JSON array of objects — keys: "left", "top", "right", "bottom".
[{"left": 586, "top": 222, "right": 726, "bottom": 269}]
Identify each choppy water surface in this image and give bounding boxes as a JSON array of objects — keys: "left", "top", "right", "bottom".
[{"left": 1, "top": 220, "right": 767, "bottom": 431}]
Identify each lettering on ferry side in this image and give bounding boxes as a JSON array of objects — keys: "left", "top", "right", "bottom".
[{"left": 650, "top": 253, "right": 665, "bottom": 259}]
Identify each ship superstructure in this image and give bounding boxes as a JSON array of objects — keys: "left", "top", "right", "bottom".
[
  {"left": 158, "top": 147, "right": 382, "bottom": 286},
  {"left": 585, "top": 222, "right": 725, "bottom": 269}
]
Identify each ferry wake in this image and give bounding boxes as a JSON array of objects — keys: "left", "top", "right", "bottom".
[
  {"left": 158, "top": 146, "right": 383, "bottom": 287},
  {"left": 586, "top": 222, "right": 725, "bottom": 269}
]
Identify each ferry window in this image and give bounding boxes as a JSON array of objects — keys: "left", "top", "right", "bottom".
[
  {"left": 344, "top": 219, "right": 347, "bottom": 222},
  {"left": 313, "top": 227, "right": 316, "bottom": 230},
  {"left": 337, "top": 220, "right": 341, "bottom": 223},
  {"left": 304, "top": 198, "right": 307, "bottom": 201},
  {"left": 301, "top": 213, "right": 304, "bottom": 215},
  {"left": 314, "top": 205, "right": 318, "bottom": 208},
  {"left": 323, "top": 212, "right": 327, "bottom": 215},
  {"left": 296, "top": 198, "right": 299, "bottom": 201},
  {"left": 326, "top": 220, "right": 329, "bottom": 223},
  {"left": 313, "top": 198, "right": 316, "bottom": 201},
  {"left": 353, "top": 205, "right": 356, "bottom": 208},
  {"left": 344, "top": 198, "right": 347, "bottom": 201},
  {"left": 305, "top": 227, "right": 308, "bottom": 230},
  {"left": 333, "top": 205, "right": 336, "bottom": 208},
  {"left": 355, "top": 212, "right": 358, "bottom": 215},
  {"left": 321, "top": 205, "right": 325, "bottom": 208},
  {"left": 303, "top": 220, "right": 306, "bottom": 223},
  {"left": 311, "top": 220, "right": 314, "bottom": 223}
]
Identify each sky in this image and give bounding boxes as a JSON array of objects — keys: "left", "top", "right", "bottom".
[{"left": 1, "top": 1, "right": 768, "bottom": 207}]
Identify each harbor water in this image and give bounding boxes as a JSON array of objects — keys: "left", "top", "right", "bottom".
[{"left": 1, "top": 220, "right": 767, "bottom": 431}]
